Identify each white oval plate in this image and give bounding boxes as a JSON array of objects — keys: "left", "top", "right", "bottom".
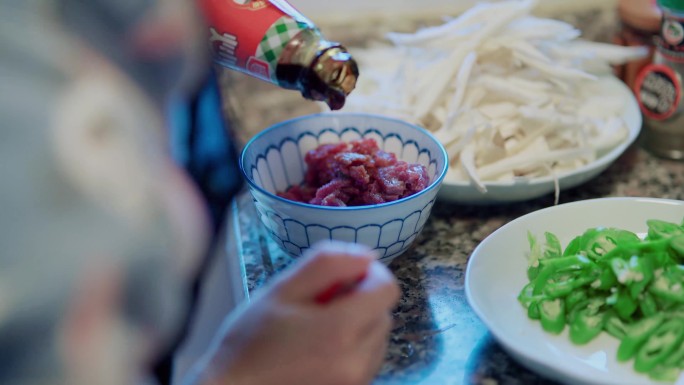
[
  {"left": 465, "top": 197, "right": 684, "bottom": 385},
  {"left": 438, "top": 77, "right": 642, "bottom": 204}
]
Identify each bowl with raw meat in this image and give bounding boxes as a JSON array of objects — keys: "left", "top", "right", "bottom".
[{"left": 239, "top": 113, "right": 448, "bottom": 262}]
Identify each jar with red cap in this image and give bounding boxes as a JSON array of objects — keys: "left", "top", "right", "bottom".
[{"left": 635, "top": 0, "right": 684, "bottom": 160}]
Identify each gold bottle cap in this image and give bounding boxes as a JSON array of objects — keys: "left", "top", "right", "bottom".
[
  {"left": 276, "top": 29, "right": 359, "bottom": 110},
  {"left": 308, "top": 46, "right": 359, "bottom": 110}
]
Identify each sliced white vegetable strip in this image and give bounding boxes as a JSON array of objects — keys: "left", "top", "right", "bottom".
[
  {"left": 446, "top": 121, "right": 479, "bottom": 164},
  {"left": 441, "top": 51, "right": 478, "bottom": 130},
  {"left": 460, "top": 144, "right": 487, "bottom": 193},
  {"left": 477, "top": 147, "right": 594, "bottom": 180},
  {"left": 542, "top": 163, "right": 561, "bottom": 206},
  {"left": 386, "top": 0, "right": 535, "bottom": 47},
  {"left": 412, "top": 47, "right": 474, "bottom": 120}
]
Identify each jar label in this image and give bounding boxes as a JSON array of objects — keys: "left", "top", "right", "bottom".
[
  {"left": 657, "top": 13, "right": 684, "bottom": 60},
  {"left": 199, "top": 0, "right": 313, "bottom": 82},
  {"left": 634, "top": 64, "right": 682, "bottom": 120},
  {"left": 663, "top": 17, "right": 684, "bottom": 47}
]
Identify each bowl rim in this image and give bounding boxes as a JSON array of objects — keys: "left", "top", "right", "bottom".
[{"left": 239, "top": 112, "right": 449, "bottom": 211}]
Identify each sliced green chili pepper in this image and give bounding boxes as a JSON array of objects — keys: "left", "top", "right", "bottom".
[
  {"left": 569, "top": 307, "right": 607, "bottom": 345},
  {"left": 592, "top": 266, "right": 617, "bottom": 290},
  {"left": 543, "top": 232, "right": 562, "bottom": 259},
  {"left": 604, "top": 312, "right": 629, "bottom": 340},
  {"left": 528, "top": 301, "right": 541, "bottom": 320},
  {"left": 533, "top": 255, "right": 595, "bottom": 295},
  {"left": 567, "top": 297, "right": 603, "bottom": 324},
  {"left": 648, "top": 365, "right": 681, "bottom": 383},
  {"left": 601, "top": 238, "right": 670, "bottom": 264},
  {"left": 565, "top": 289, "right": 588, "bottom": 314},
  {"left": 610, "top": 256, "right": 646, "bottom": 288},
  {"left": 669, "top": 234, "right": 684, "bottom": 262},
  {"left": 614, "top": 288, "right": 638, "bottom": 321},
  {"left": 663, "top": 330, "right": 684, "bottom": 369},
  {"left": 580, "top": 227, "right": 640, "bottom": 260},
  {"left": 518, "top": 281, "right": 538, "bottom": 309},
  {"left": 617, "top": 313, "right": 666, "bottom": 362},
  {"left": 539, "top": 298, "right": 565, "bottom": 334},
  {"left": 649, "top": 268, "right": 684, "bottom": 304},
  {"left": 646, "top": 219, "right": 684, "bottom": 241},
  {"left": 527, "top": 232, "right": 542, "bottom": 281},
  {"left": 628, "top": 255, "right": 654, "bottom": 299},
  {"left": 667, "top": 305, "right": 684, "bottom": 319},
  {"left": 639, "top": 292, "right": 658, "bottom": 318},
  {"left": 563, "top": 235, "right": 582, "bottom": 257},
  {"left": 634, "top": 318, "right": 684, "bottom": 373},
  {"left": 543, "top": 270, "right": 598, "bottom": 299}
]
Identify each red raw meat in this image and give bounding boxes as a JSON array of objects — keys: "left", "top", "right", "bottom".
[{"left": 277, "top": 138, "right": 429, "bottom": 207}]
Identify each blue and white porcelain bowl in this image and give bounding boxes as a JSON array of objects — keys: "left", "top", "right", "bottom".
[{"left": 240, "top": 113, "right": 448, "bottom": 263}]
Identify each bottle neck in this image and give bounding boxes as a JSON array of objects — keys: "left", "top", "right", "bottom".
[{"left": 276, "top": 29, "right": 358, "bottom": 110}]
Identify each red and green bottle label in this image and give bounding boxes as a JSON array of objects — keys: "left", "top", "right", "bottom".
[{"left": 199, "top": 0, "right": 312, "bottom": 82}]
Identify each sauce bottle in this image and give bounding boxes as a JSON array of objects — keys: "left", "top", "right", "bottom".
[
  {"left": 197, "top": 0, "right": 358, "bottom": 110},
  {"left": 635, "top": 0, "right": 684, "bottom": 160}
]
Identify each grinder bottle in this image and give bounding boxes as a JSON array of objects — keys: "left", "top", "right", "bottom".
[
  {"left": 635, "top": 0, "right": 684, "bottom": 159},
  {"left": 197, "top": 0, "right": 359, "bottom": 110}
]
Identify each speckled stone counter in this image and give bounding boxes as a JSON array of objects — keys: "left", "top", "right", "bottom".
[{"left": 223, "top": 5, "right": 684, "bottom": 385}]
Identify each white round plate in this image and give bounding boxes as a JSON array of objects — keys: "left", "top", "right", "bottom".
[
  {"left": 438, "top": 77, "right": 642, "bottom": 204},
  {"left": 465, "top": 197, "right": 684, "bottom": 385}
]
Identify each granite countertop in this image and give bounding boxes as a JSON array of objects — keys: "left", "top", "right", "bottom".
[{"left": 223, "top": 5, "right": 684, "bottom": 385}]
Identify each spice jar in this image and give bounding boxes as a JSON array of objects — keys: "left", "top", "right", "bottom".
[
  {"left": 635, "top": 0, "right": 684, "bottom": 160},
  {"left": 614, "top": 0, "right": 662, "bottom": 89},
  {"left": 197, "top": 0, "right": 358, "bottom": 110}
]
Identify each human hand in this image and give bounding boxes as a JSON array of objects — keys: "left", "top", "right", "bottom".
[{"left": 192, "top": 240, "right": 400, "bottom": 385}]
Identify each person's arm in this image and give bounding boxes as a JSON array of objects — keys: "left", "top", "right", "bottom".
[{"left": 183, "top": 241, "right": 400, "bottom": 385}]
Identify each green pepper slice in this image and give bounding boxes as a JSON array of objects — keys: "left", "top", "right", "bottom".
[
  {"left": 565, "top": 287, "right": 588, "bottom": 314},
  {"left": 543, "top": 270, "right": 598, "bottom": 299},
  {"left": 669, "top": 234, "right": 684, "bottom": 263},
  {"left": 617, "top": 313, "right": 666, "bottom": 362},
  {"left": 580, "top": 227, "right": 640, "bottom": 260},
  {"left": 662, "top": 330, "right": 684, "bottom": 369},
  {"left": 639, "top": 292, "right": 658, "bottom": 318},
  {"left": 649, "top": 267, "right": 684, "bottom": 304},
  {"left": 543, "top": 232, "right": 562, "bottom": 259},
  {"left": 610, "top": 256, "right": 649, "bottom": 289},
  {"left": 614, "top": 288, "right": 638, "bottom": 321},
  {"left": 518, "top": 281, "right": 540, "bottom": 309},
  {"left": 569, "top": 307, "right": 607, "bottom": 345},
  {"left": 646, "top": 219, "right": 684, "bottom": 241},
  {"left": 563, "top": 235, "right": 582, "bottom": 257},
  {"left": 604, "top": 312, "right": 630, "bottom": 340},
  {"left": 648, "top": 365, "right": 682, "bottom": 383},
  {"left": 629, "top": 256, "right": 654, "bottom": 299},
  {"left": 634, "top": 318, "right": 684, "bottom": 373},
  {"left": 527, "top": 232, "right": 562, "bottom": 280},
  {"left": 539, "top": 298, "right": 565, "bottom": 334},
  {"left": 533, "top": 255, "right": 595, "bottom": 296},
  {"left": 593, "top": 266, "right": 618, "bottom": 291},
  {"left": 528, "top": 301, "right": 541, "bottom": 320}
]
